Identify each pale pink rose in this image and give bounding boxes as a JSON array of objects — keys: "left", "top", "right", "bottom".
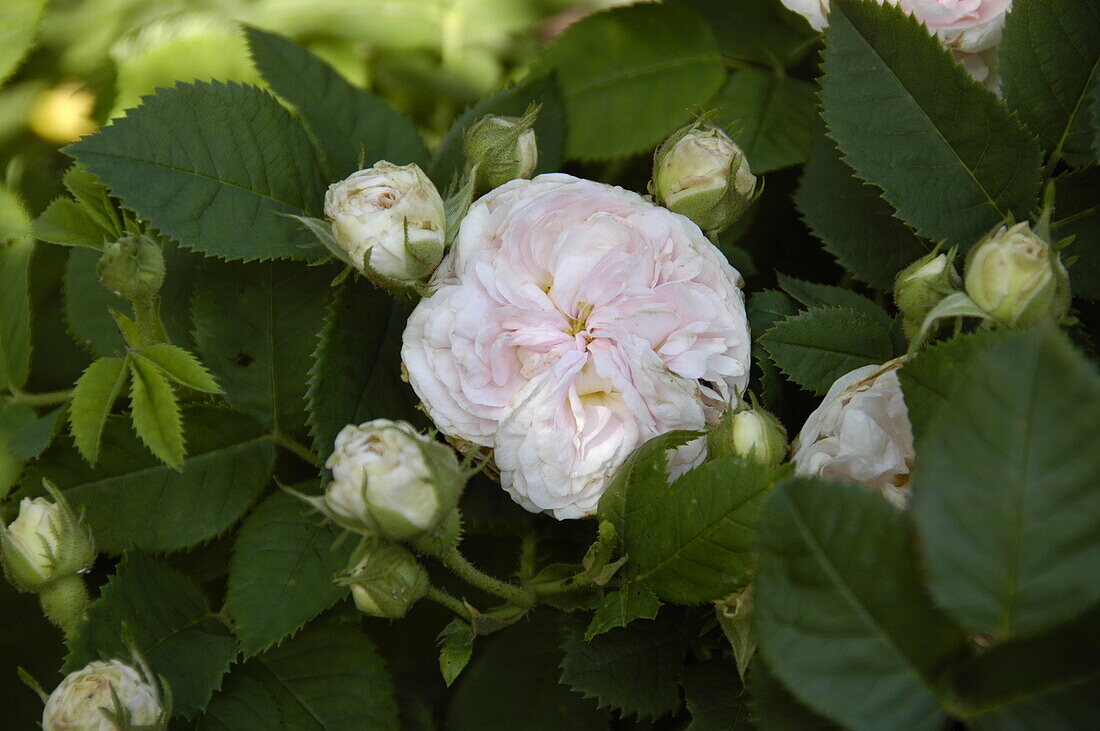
[
  {"left": 791, "top": 362, "right": 914, "bottom": 509},
  {"left": 401, "top": 174, "right": 750, "bottom": 519},
  {"left": 901, "top": 0, "right": 1011, "bottom": 52}
]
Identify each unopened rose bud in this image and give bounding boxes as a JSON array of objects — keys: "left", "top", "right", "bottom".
[
  {"left": 316, "top": 420, "right": 463, "bottom": 541},
  {"left": 652, "top": 120, "right": 758, "bottom": 232},
  {"left": 43, "top": 660, "right": 167, "bottom": 731},
  {"left": 343, "top": 541, "right": 428, "bottom": 619},
  {"left": 894, "top": 250, "right": 962, "bottom": 339},
  {"left": 96, "top": 234, "right": 165, "bottom": 304},
  {"left": 964, "top": 222, "right": 1070, "bottom": 327},
  {"left": 324, "top": 162, "right": 446, "bottom": 286},
  {"left": 708, "top": 402, "right": 787, "bottom": 467},
  {"left": 2, "top": 486, "right": 95, "bottom": 592},
  {"left": 464, "top": 112, "right": 539, "bottom": 193}
]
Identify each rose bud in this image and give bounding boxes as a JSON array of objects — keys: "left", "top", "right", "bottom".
[
  {"left": 652, "top": 119, "right": 759, "bottom": 233},
  {"left": 894, "top": 250, "right": 962, "bottom": 340},
  {"left": 324, "top": 162, "right": 446, "bottom": 286},
  {"left": 96, "top": 234, "right": 165, "bottom": 304},
  {"left": 464, "top": 110, "right": 539, "bottom": 193},
  {"left": 311, "top": 420, "right": 463, "bottom": 541},
  {"left": 2, "top": 485, "right": 95, "bottom": 592},
  {"left": 342, "top": 541, "right": 429, "bottom": 619},
  {"left": 792, "top": 360, "right": 913, "bottom": 510},
  {"left": 43, "top": 660, "right": 167, "bottom": 731},
  {"left": 964, "top": 222, "right": 1070, "bottom": 327},
  {"left": 708, "top": 401, "right": 787, "bottom": 467}
]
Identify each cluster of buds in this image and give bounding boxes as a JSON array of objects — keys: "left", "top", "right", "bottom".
[
  {"left": 707, "top": 398, "right": 788, "bottom": 468},
  {"left": 2, "top": 482, "right": 95, "bottom": 636},
  {"left": 651, "top": 115, "right": 760, "bottom": 234},
  {"left": 41, "top": 656, "right": 169, "bottom": 731},
  {"left": 964, "top": 222, "right": 1070, "bottom": 327},
  {"left": 464, "top": 105, "right": 539, "bottom": 194}
]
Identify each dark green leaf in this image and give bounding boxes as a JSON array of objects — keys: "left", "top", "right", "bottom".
[
  {"left": 30, "top": 406, "right": 274, "bottom": 553},
  {"left": 64, "top": 248, "right": 128, "bottom": 357},
  {"left": 777, "top": 273, "right": 893, "bottom": 331},
  {"left": 69, "top": 355, "right": 128, "bottom": 464},
  {"left": 67, "top": 81, "right": 327, "bottom": 261},
  {"left": 244, "top": 26, "right": 427, "bottom": 180},
  {"left": 747, "top": 660, "right": 840, "bottom": 731},
  {"left": 755, "top": 479, "right": 965, "bottom": 731},
  {"left": 672, "top": 0, "right": 816, "bottom": 66},
  {"left": 201, "top": 622, "right": 399, "bottom": 730},
  {"left": 1001, "top": 0, "right": 1100, "bottom": 165},
  {"left": 561, "top": 617, "right": 690, "bottom": 720},
  {"left": 584, "top": 584, "right": 662, "bottom": 641},
  {"left": 193, "top": 260, "right": 332, "bottom": 435},
  {"left": 681, "top": 658, "right": 751, "bottom": 731},
  {"left": 65, "top": 553, "right": 235, "bottom": 718},
  {"left": 761, "top": 307, "right": 894, "bottom": 394},
  {"left": 128, "top": 356, "right": 185, "bottom": 468},
  {"left": 0, "top": 237, "right": 32, "bottom": 391},
  {"left": 226, "top": 492, "right": 353, "bottom": 658},
  {"left": 9, "top": 405, "right": 66, "bottom": 460},
  {"left": 821, "top": 0, "right": 1041, "bottom": 248},
  {"left": 747, "top": 289, "right": 798, "bottom": 340},
  {"left": 711, "top": 69, "right": 816, "bottom": 173},
  {"left": 437, "top": 619, "right": 474, "bottom": 688},
  {"left": 914, "top": 326, "right": 1100, "bottom": 638},
  {"left": 1054, "top": 167, "right": 1100, "bottom": 299},
  {"left": 0, "top": 402, "right": 35, "bottom": 499}
]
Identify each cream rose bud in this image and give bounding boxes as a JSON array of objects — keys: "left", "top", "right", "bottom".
[
  {"left": 2, "top": 491, "right": 95, "bottom": 591},
  {"left": 320, "top": 420, "right": 461, "bottom": 540},
  {"left": 964, "top": 222, "right": 1070, "bottom": 327},
  {"left": 894, "top": 250, "right": 962, "bottom": 339},
  {"left": 43, "top": 660, "right": 166, "bottom": 731},
  {"left": 653, "top": 122, "right": 757, "bottom": 233},
  {"left": 708, "top": 404, "right": 787, "bottom": 467},
  {"left": 464, "top": 114, "right": 539, "bottom": 193},
  {"left": 324, "top": 162, "right": 446, "bottom": 284},
  {"left": 792, "top": 361, "right": 914, "bottom": 509},
  {"left": 343, "top": 541, "right": 428, "bottom": 619}
]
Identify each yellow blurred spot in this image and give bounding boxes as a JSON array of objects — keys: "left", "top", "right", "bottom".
[{"left": 28, "top": 82, "right": 97, "bottom": 144}]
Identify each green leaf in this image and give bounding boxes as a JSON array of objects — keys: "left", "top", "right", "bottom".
[
  {"left": 0, "top": 402, "right": 35, "bottom": 500},
  {"left": 711, "top": 68, "right": 816, "bottom": 173},
  {"left": 10, "top": 405, "right": 66, "bottom": 460},
  {"left": 429, "top": 75, "right": 565, "bottom": 190},
  {"left": 681, "top": 659, "right": 751, "bottom": 731},
  {"left": 755, "top": 479, "right": 965, "bottom": 731},
  {"left": 777, "top": 273, "right": 894, "bottom": 331},
  {"left": 0, "top": 0, "right": 47, "bottom": 84},
  {"left": 1001, "top": 0, "right": 1100, "bottom": 165},
  {"left": 129, "top": 356, "right": 185, "bottom": 468},
  {"left": 447, "top": 618, "right": 608, "bottom": 731},
  {"left": 560, "top": 616, "right": 690, "bottom": 720},
  {"left": 541, "top": 3, "right": 727, "bottom": 160},
  {"left": 821, "top": 0, "right": 1041, "bottom": 249},
  {"left": 0, "top": 237, "right": 33, "bottom": 391},
  {"left": 67, "top": 81, "right": 327, "bottom": 261},
  {"left": 193, "top": 260, "right": 332, "bottom": 435},
  {"left": 672, "top": 0, "right": 816, "bottom": 67},
  {"left": 64, "top": 248, "right": 128, "bottom": 357},
  {"left": 437, "top": 619, "right": 475, "bottom": 688},
  {"left": 200, "top": 622, "right": 399, "bottom": 730},
  {"left": 747, "top": 661, "right": 840, "bottom": 731},
  {"left": 62, "top": 164, "right": 122, "bottom": 238},
  {"left": 65, "top": 552, "right": 236, "bottom": 719},
  {"left": 1054, "top": 167, "right": 1100, "bottom": 299},
  {"left": 226, "top": 491, "right": 353, "bottom": 658},
  {"left": 796, "top": 124, "right": 927, "bottom": 290},
  {"left": 134, "top": 344, "right": 220, "bottom": 393},
  {"left": 69, "top": 355, "right": 128, "bottom": 464},
  {"left": 584, "top": 584, "right": 662, "bottom": 641},
  {"left": 32, "top": 198, "right": 109, "bottom": 250},
  {"left": 306, "top": 276, "right": 424, "bottom": 457},
  {"left": 761, "top": 307, "right": 894, "bottom": 395},
  {"left": 30, "top": 406, "right": 274, "bottom": 553},
  {"left": 747, "top": 289, "right": 798, "bottom": 341},
  {"left": 914, "top": 326, "right": 1100, "bottom": 638},
  {"left": 244, "top": 26, "right": 427, "bottom": 180}
]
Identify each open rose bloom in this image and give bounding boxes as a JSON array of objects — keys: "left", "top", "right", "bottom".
[{"left": 402, "top": 174, "right": 751, "bottom": 519}]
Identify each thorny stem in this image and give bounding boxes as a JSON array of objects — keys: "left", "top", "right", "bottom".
[
  {"left": 437, "top": 545, "right": 535, "bottom": 608},
  {"left": 425, "top": 586, "right": 472, "bottom": 621},
  {"left": 6, "top": 388, "right": 72, "bottom": 407}
]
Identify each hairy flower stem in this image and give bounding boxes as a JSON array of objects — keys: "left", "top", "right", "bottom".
[
  {"left": 425, "top": 586, "right": 472, "bottom": 621},
  {"left": 436, "top": 546, "right": 535, "bottom": 609},
  {"left": 6, "top": 388, "right": 72, "bottom": 407},
  {"left": 38, "top": 574, "right": 90, "bottom": 638}
]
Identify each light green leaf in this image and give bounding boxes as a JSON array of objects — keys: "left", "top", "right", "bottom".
[
  {"left": 761, "top": 307, "right": 895, "bottom": 394},
  {"left": 561, "top": 617, "right": 690, "bottom": 720},
  {"left": 0, "top": 237, "right": 33, "bottom": 392},
  {"left": 69, "top": 355, "right": 128, "bottom": 465},
  {"left": 61, "top": 164, "right": 122, "bottom": 238},
  {"left": 64, "top": 248, "right": 128, "bottom": 357},
  {"left": 201, "top": 622, "right": 400, "bottom": 730},
  {"left": 777, "top": 273, "right": 894, "bottom": 331},
  {"left": 541, "top": 3, "right": 727, "bottom": 160},
  {"left": 681, "top": 659, "right": 751, "bottom": 731},
  {"left": 226, "top": 491, "right": 353, "bottom": 658},
  {"left": 129, "top": 356, "right": 185, "bottom": 468},
  {"left": 437, "top": 619, "right": 475, "bottom": 688},
  {"left": 193, "top": 260, "right": 332, "bottom": 435},
  {"left": 821, "top": 0, "right": 1041, "bottom": 248},
  {"left": 755, "top": 479, "right": 965, "bottom": 731},
  {"left": 32, "top": 198, "right": 109, "bottom": 250},
  {"left": 30, "top": 406, "right": 274, "bottom": 553},
  {"left": 245, "top": 26, "right": 427, "bottom": 180},
  {"left": 65, "top": 552, "right": 236, "bottom": 719},
  {"left": 1001, "top": 0, "right": 1100, "bottom": 166},
  {"left": 0, "top": 402, "right": 35, "bottom": 500},
  {"left": 135, "top": 344, "right": 220, "bottom": 393},
  {"left": 0, "top": 0, "right": 47, "bottom": 84},
  {"left": 585, "top": 584, "right": 662, "bottom": 641},
  {"left": 914, "top": 326, "right": 1100, "bottom": 638},
  {"left": 711, "top": 68, "right": 816, "bottom": 173},
  {"left": 67, "top": 81, "right": 327, "bottom": 261},
  {"left": 796, "top": 124, "right": 927, "bottom": 289}
]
